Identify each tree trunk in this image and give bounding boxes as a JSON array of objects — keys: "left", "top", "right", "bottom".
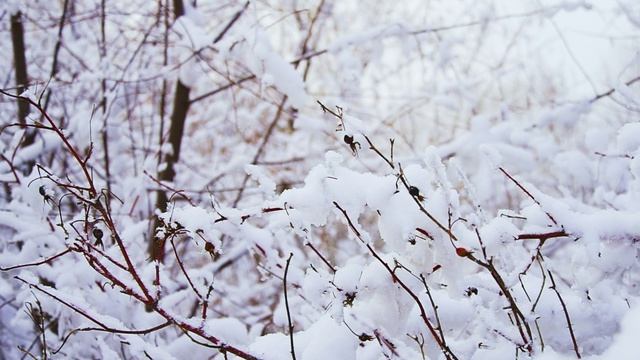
[
  {"left": 149, "top": 0, "right": 191, "bottom": 262},
  {"left": 10, "top": 11, "right": 34, "bottom": 151},
  {"left": 10, "top": 11, "right": 29, "bottom": 125}
]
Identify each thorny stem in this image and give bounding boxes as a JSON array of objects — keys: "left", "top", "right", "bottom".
[
  {"left": 397, "top": 164, "right": 459, "bottom": 241},
  {"left": 53, "top": 322, "right": 171, "bottom": 354},
  {"left": 170, "top": 238, "right": 204, "bottom": 302},
  {"left": 0, "top": 90, "right": 153, "bottom": 302},
  {"left": 419, "top": 274, "right": 447, "bottom": 345},
  {"left": 333, "top": 201, "right": 458, "bottom": 360},
  {"left": 18, "top": 247, "right": 261, "bottom": 360},
  {"left": 323, "top": 105, "right": 538, "bottom": 355},
  {"left": 305, "top": 242, "right": 336, "bottom": 273},
  {"left": 589, "top": 75, "right": 640, "bottom": 104},
  {"left": 464, "top": 253, "right": 533, "bottom": 351},
  {"left": 338, "top": 125, "right": 557, "bottom": 355},
  {"left": 548, "top": 271, "right": 581, "bottom": 359},
  {"left": 531, "top": 255, "right": 547, "bottom": 313},
  {"left": 0, "top": 249, "right": 71, "bottom": 271},
  {"left": 283, "top": 253, "right": 297, "bottom": 360},
  {"left": 499, "top": 167, "right": 559, "bottom": 226},
  {"left": 364, "top": 135, "right": 394, "bottom": 169},
  {"left": 0, "top": 92, "right": 260, "bottom": 360},
  {"left": 516, "top": 231, "right": 569, "bottom": 241}
]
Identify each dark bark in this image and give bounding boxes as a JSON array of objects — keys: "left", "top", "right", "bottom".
[
  {"left": 10, "top": 11, "right": 29, "bottom": 125},
  {"left": 149, "top": 0, "right": 191, "bottom": 262},
  {"left": 10, "top": 11, "right": 35, "bottom": 151},
  {"left": 173, "top": 0, "right": 185, "bottom": 17},
  {"left": 149, "top": 83, "right": 191, "bottom": 261},
  {"left": 149, "top": 0, "right": 249, "bottom": 261}
]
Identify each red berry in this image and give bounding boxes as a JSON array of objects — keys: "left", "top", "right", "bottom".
[{"left": 456, "top": 247, "right": 470, "bottom": 257}]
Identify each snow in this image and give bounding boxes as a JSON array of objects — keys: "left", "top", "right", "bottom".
[
  {"left": 533, "top": 305, "right": 640, "bottom": 360},
  {"left": 616, "top": 123, "right": 640, "bottom": 153},
  {"left": 250, "top": 315, "right": 357, "bottom": 360},
  {"left": 205, "top": 317, "right": 249, "bottom": 345},
  {"left": 1, "top": 1, "right": 639, "bottom": 359},
  {"left": 237, "top": 26, "right": 309, "bottom": 108},
  {"left": 245, "top": 164, "right": 277, "bottom": 197}
]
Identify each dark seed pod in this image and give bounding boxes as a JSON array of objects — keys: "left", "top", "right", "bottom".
[
  {"left": 343, "top": 134, "right": 354, "bottom": 145},
  {"left": 92, "top": 228, "right": 104, "bottom": 240},
  {"left": 408, "top": 186, "right": 420, "bottom": 197},
  {"left": 204, "top": 241, "right": 215, "bottom": 254},
  {"left": 343, "top": 292, "right": 356, "bottom": 307},
  {"left": 39, "top": 185, "right": 46, "bottom": 196},
  {"left": 465, "top": 287, "right": 479, "bottom": 297}
]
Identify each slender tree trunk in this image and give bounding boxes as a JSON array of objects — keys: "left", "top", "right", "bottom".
[
  {"left": 10, "top": 11, "right": 29, "bottom": 126},
  {"left": 149, "top": 0, "right": 191, "bottom": 262},
  {"left": 10, "top": 11, "right": 34, "bottom": 152},
  {"left": 41, "top": 0, "right": 69, "bottom": 114},
  {"left": 157, "top": 0, "right": 170, "bottom": 163},
  {"left": 100, "top": 0, "right": 112, "bottom": 207}
]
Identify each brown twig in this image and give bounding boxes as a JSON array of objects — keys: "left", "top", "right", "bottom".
[
  {"left": 516, "top": 231, "right": 569, "bottom": 241},
  {"left": 333, "top": 201, "right": 458, "bottom": 360},
  {"left": 397, "top": 165, "right": 459, "bottom": 241},
  {"left": 283, "top": 253, "right": 297, "bottom": 360},
  {"left": 170, "top": 238, "right": 204, "bottom": 302},
  {"left": 0, "top": 249, "right": 71, "bottom": 271},
  {"left": 305, "top": 242, "right": 336, "bottom": 273},
  {"left": 499, "top": 167, "right": 558, "bottom": 226},
  {"left": 419, "top": 274, "right": 447, "bottom": 346},
  {"left": 53, "top": 322, "right": 171, "bottom": 354},
  {"left": 548, "top": 271, "right": 581, "bottom": 359},
  {"left": 589, "top": 75, "right": 640, "bottom": 103},
  {"left": 363, "top": 135, "right": 394, "bottom": 169},
  {"left": 463, "top": 252, "right": 533, "bottom": 352},
  {"left": 0, "top": 90, "right": 153, "bottom": 303}
]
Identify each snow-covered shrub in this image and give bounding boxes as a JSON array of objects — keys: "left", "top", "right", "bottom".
[{"left": 1, "top": 0, "right": 639, "bottom": 359}]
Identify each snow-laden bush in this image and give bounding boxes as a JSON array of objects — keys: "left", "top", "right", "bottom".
[
  {"left": 2, "top": 94, "right": 640, "bottom": 359},
  {"left": 1, "top": 0, "right": 639, "bottom": 359}
]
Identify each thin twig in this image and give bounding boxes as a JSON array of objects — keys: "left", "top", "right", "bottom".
[
  {"left": 283, "top": 253, "right": 297, "bottom": 360},
  {"left": 548, "top": 270, "right": 581, "bottom": 359},
  {"left": 170, "top": 238, "right": 204, "bottom": 301},
  {"left": 0, "top": 249, "right": 71, "bottom": 271},
  {"left": 53, "top": 322, "right": 171, "bottom": 354},
  {"left": 499, "top": 167, "right": 558, "bottom": 226},
  {"left": 333, "top": 201, "right": 458, "bottom": 360},
  {"left": 305, "top": 242, "right": 336, "bottom": 273},
  {"left": 589, "top": 75, "right": 640, "bottom": 103},
  {"left": 516, "top": 231, "right": 568, "bottom": 241}
]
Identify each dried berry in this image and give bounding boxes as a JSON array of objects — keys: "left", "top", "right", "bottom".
[
  {"left": 38, "top": 185, "right": 52, "bottom": 203},
  {"left": 408, "top": 186, "right": 420, "bottom": 197},
  {"left": 456, "top": 247, "right": 470, "bottom": 257},
  {"left": 343, "top": 134, "right": 354, "bottom": 144},
  {"left": 204, "top": 241, "right": 215, "bottom": 254},
  {"left": 93, "top": 228, "right": 104, "bottom": 247},
  {"left": 92, "top": 228, "right": 104, "bottom": 240}
]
